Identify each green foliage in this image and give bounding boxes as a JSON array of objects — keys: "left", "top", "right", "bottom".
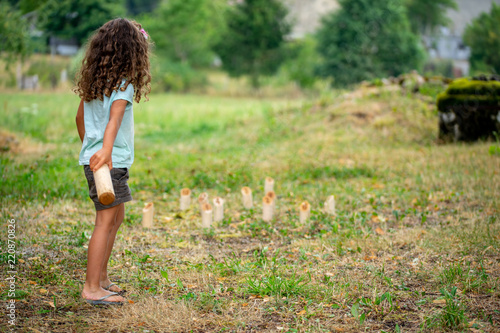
[
  {"left": 317, "top": 0, "right": 425, "bottom": 87},
  {"left": 140, "top": 0, "right": 226, "bottom": 92},
  {"left": 0, "top": 2, "right": 31, "bottom": 64},
  {"left": 440, "top": 261, "right": 490, "bottom": 292},
  {"left": 150, "top": 58, "right": 208, "bottom": 92},
  {"left": 18, "top": 0, "right": 49, "bottom": 14},
  {"left": 490, "top": 133, "right": 500, "bottom": 156},
  {"left": 405, "top": 0, "right": 457, "bottom": 34},
  {"left": 425, "top": 287, "right": 468, "bottom": 330},
  {"left": 125, "top": 0, "right": 159, "bottom": 16},
  {"left": 437, "top": 78, "right": 500, "bottom": 112},
  {"left": 464, "top": 4, "right": 500, "bottom": 74},
  {"left": 141, "top": 0, "right": 226, "bottom": 67},
  {"left": 350, "top": 302, "right": 366, "bottom": 325},
  {"left": 246, "top": 272, "right": 311, "bottom": 298},
  {"left": 279, "top": 37, "right": 322, "bottom": 89},
  {"left": 39, "top": 0, "right": 125, "bottom": 45},
  {"left": 216, "top": 0, "right": 291, "bottom": 88},
  {"left": 418, "top": 82, "right": 447, "bottom": 99}
]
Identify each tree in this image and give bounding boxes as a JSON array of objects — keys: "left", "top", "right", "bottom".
[
  {"left": 141, "top": 0, "right": 227, "bottom": 67},
  {"left": 463, "top": 4, "right": 500, "bottom": 74},
  {"left": 39, "top": 0, "right": 125, "bottom": 45},
  {"left": 215, "top": 0, "right": 291, "bottom": 88},
  {"left": 280, "top": 37, "right": 322, "bottom": 89},
  {"left": 125, "top": 0, "right": 160, "bottom": 16},
  {"left": 0, "top": 1, "right": 31, "bottom": 64},
  {"left": 405, "top": 0, "right": 457, "bottom": 34},
  {"left": 316, "top": 0, "right": 425, "bottom": 87},
  {"left": 18, "top": 0, "right": 49, "bottom": 14}
]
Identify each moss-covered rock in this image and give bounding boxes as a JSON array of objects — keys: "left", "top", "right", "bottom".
[{"left": 437, "top": 76, "right": 500, "bottom": 142}]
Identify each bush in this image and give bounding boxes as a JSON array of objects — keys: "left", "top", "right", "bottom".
[
  {"left": 151, "top": 59, "right": 207, "bottom": 93},
  {"left": 279, "top": 37, "right": 322, "bottom": 89}
]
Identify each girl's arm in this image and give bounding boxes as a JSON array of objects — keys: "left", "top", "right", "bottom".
[
  {"left": 89, "top": 99, "right": 128, "bottom": 172},
  {"left": 76, "top": 99, "right": 85, "bottom": 142}
]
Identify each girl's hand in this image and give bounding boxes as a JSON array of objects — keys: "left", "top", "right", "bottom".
[{"left": 90, "top": 148, "right": 113, "bottom": 172}]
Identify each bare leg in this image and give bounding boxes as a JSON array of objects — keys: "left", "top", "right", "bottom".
[
  {"left": 82, "top": 205, "right": 124, "bottom": 302},
  {"left": 100, "top": 203, "right": 125, "bottom": 292}
]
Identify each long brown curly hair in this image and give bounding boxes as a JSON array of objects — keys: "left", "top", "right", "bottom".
[{"left": 74, "top": 18, "right": 151, "bottom": 103}]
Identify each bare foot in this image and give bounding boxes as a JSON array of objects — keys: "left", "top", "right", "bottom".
[
  {"left": 82, "top": 287, "right": 125, "bottom": 303},
  {"left": 100, "top": 279, "right": 123, "bottom": 293}
]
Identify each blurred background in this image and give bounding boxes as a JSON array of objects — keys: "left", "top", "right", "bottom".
[{"left": 1, "top": 0, "right": 499, "bottom": 95}]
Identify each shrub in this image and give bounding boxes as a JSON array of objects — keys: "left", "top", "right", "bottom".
[
  {"left": 279, "top": 37, "right": 322, "bottom": 89},
  {"left": 151, "top": 59, "right": 207, "bottom": 93}
]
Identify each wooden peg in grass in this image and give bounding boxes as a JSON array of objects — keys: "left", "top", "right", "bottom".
[
  {"left": 180, "top": 188, "right": 191, "bottom": 211},
  {"left": 264, "top": 176, "right": 274, "bottom": 194},
  {"left": 201, "top": 203, "right": 212, "bottom": 228},
  {"left": 94, "top": 165, "right": 115, "bottom": 205},
  {"left": 142, "top": 202, "right": 154, "bottom": 228},
  {"left": 213, "top": 197, "right": 224, "bottom": 222},
  {"left": 266, "top": 190, "right": 276, "bottom": 214},
  {"left": 241, "top": 186, "right": 253, "bottom": 209},
  {"left": 263, "top": 195, "right": 274, "bottom": 222},
  {"left": 324, "top": 195, "right": 336, "bottom": 215},
  {"left": 198, "top": 192, "right": 209, "bottom": 212},
  {"left": 299, "top": 201, "right": 310, "bottom": 224}
]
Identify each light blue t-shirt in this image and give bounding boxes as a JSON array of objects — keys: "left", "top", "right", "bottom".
[{"left": 79, "top": 81, "right": 134, "bottom": 169}]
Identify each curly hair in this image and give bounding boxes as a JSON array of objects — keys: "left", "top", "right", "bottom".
[{"left": 74, "top": 18, "right": 151, "bottom": 103}]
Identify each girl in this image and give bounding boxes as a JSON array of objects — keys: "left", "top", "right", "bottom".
[{"left": 75, "top": 18, "right": 151, "bottom": 305}]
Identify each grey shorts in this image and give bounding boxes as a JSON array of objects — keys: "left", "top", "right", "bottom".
[{"left": 83, "top": 165, "right": 133, "bottom": 211}]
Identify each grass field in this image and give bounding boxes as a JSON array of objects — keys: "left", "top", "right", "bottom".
[{"left": 0, "top": 85, "right": 499, "bottom": 332}]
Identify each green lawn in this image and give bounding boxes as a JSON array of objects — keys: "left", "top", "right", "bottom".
[{"left": 0, "top": 87, "right": 499, "bottom": 332}]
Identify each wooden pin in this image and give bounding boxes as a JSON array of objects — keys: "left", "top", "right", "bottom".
[
  {"left": 241, "top": 186, "right": 253, "bottom": 209},
  {"left": 180, "top": 188, "right": 191, "bottom": 211},
  {"left": 198, "top": 192, "right": 209, "bottom": 211},
  {"left": 324, "top": 195, "right": 336, "bottom": 215},
  {"left": 263, "top": 196, "right": 274, "bottom": 222},
  {"left": 266, "top": 190, "right": 276, "bottom": 214},
  {"left": 94, "top": 165, "right": 115, "bottom": 205},
  {"left": 299, "top": 201, "right": 311, "bottom": 224},
  {"left": 142, "top": 202, "right": 154, "bottom": 228},
  {"left": 201, "top": 203, "right": 212, "bottom": 228},
  {"left": 213, "top": 197, "right": 224, "bottom": 222},
  {"left": 264, "top": 177, "right": 274, "bottom": 194}
]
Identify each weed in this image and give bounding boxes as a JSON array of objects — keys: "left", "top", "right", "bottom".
[
  {"left": 439, "top": 261, "right": 490, "bottom": 292},
  {"left": 425, "top": 286, "right": 468, "bottom": 330},
  {"left": 247, "top": 272, "right": 311, "bottom": 298},
  {"left": 359, "top": 291, "right": 396, "bottom": 316},
  {"left": 350, "top": 301, "right": 366, "bottom": 325}
]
